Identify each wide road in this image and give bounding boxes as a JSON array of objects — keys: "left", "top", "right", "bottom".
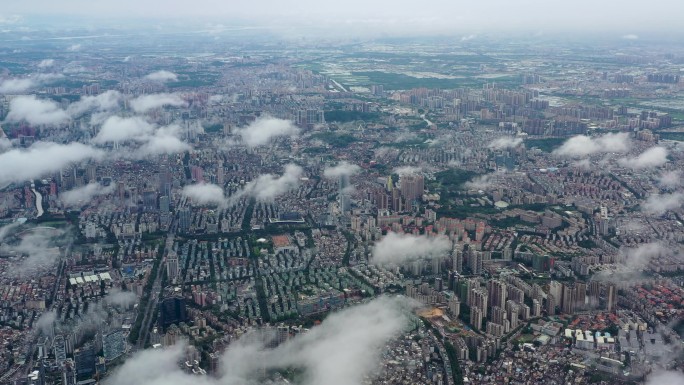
[{"left": 135, "top": 233, "right": 174, "bottom": 350}]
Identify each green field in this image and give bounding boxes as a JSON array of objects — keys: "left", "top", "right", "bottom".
[{"left": 658, "top": 132, "right": 684, "bottom": 141}]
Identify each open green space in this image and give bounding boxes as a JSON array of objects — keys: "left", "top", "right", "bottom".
[{"left": 525, "top": 137, "right": 567, "bottom": 152}]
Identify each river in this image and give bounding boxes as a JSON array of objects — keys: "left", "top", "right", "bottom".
[{"left": 31, "top": 186, "right": 44, "bottom": 218}]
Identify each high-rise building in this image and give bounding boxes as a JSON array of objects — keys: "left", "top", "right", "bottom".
[
  {"left": 487, "top": 280, "right": 507, "bottom": 309},
  {"left": 448, "top": 297, "right": 460, "bottom": 318},
  {"left": 468, "top": 250, "right": 483, "bottom": 275},
  {"left": 574, "top": 282, "right": 587, "bottom": 311},
  {"left": 546, "top": 293, "right": 556, "bottom": 316},
  {"left": 143, "top": 189, "right": 158, "bottom": 211},
  {"left": 62, "top": 359, "right": 77, "bottom": 385},
  {"left": 470, "top": 306, "right": 483, "bottom": 331},
  {"left": 179, "top": 209, "right": 192, "bottom": 232},
  {"left": 74, "top": 344, "right": 96, "bottom": 381},
  {"left": 159, "top": 195, "right": 170, "bottom": 214},
  {"left": 452, "top": 248, "right": 463, "bottom": 273},
  {"left": 399, "top": 174, "right": 425, "bottom": 202},
  {"left": 159, "top": 296, "right": 188, "bottom": 331},
  {"left": 470, "top": 289, "right": 488, "bottom": 318},
  {"left": 167, "top": 252, "right": 179, "bottom": 283},
  {"left": 606, "top": 283, "right": 617, "bottom": 312},
  {"left": 562, "top": 284, "right": 576, "bottom": 314},
  {"left": 117, "top": 181, "right": 126, "bottom": 201}
]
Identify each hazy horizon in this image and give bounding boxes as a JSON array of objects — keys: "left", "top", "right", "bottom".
[{"left": 2, "top": 0, "right": 684, "bottom": 39}]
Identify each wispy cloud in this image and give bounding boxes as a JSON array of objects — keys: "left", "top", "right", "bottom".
[
  {"left": 489, "top": 136, "right": 523, "bottom": 150},
  {"left": 129, "top": 93, "right": 186, "bottom": 113},
  {"left": 641, "top": 192, "right": 684, "bottom": 215},
  {"left": 618, "top": 146, "right": 668, "bottom": 169},
  {"left": 0, "top": 73, "right": 63, "bottom": 94},
  {"left": 60, "top": 182, "right": 115, "bottom": 207}
]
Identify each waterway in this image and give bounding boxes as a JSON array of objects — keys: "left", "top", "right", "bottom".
[{"left": 31, "top": 187, "right": 44, "bottom": 218}]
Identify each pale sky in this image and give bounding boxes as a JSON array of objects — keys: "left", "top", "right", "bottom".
[{"left": 2, "top": 0, "right": 684, "bottom": 36}]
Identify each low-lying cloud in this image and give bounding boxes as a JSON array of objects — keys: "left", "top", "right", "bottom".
[
  {"left": 657, "top": 170, "right": 682, "bottom": 188},
  {"left": 144, "top": 70, "right": 178, "bottom": 82},
  {"left": 37, "top": 59, "right": 55, "bottom": 68},
  {"left": 0, "top": 73, "right": 63, "bottom": 94},
  {"left": 464, "top": 172, "right": 499, "bottom": 190},
  {"left": 323, "top": 161, "right": 361, "bottom": 179},
  {"left": 0, "top": 142, "right": 104, "bottom": 186},
  {"left": 130, "top": 93, "right": 186, "bottom": 113},
  {"left": 645, "top": 370, "right": 684, "bottom": 385},
  {"left": 67, "top": 90, "right": 123, "bottom": 118},
  {"left": 553, "top": 133, "right": 631, "bottom": 158},
  {"left": 371, "top": 232, "right": 451, "bottom": 265},
  {"left": 93, "top": 117, "right": 190, "bottom": 158},
  {"left": 641, "top": 192, "right": 684, "bottom": 215},
  {"left": 5, "top": 95, "right": 70, "bottom": 125},
  {"left": 235, "top": 116, "right": 299, "bottom": 147},
  {"left": 489, "top": 136, "right": 523, "bottom": 150},
  {"left": 182, "top": 183, "right": 226, "bottom": 206},
  {"left": 618, "top": 146, "right": 668, "bottom": 169},
  {"left": 105, "top": 296, "right": 414, "bottom": 385},
  {"left": 393, "top": 166, "right": 422, "bottom": 176},
  {"left": 60, "top": 182, "right": 115, "bottom": 207},
  {"left": 0, "top": 227, "right": 68, "bottom": 276}
]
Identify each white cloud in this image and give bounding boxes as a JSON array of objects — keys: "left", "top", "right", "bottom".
[
  {"left": 144, "top": 70, "right": 178, "bottom": 82},
  {"left": 0, "top": 142, "right": 104, "bottom": 186},
  {"left": 0, "top": 73, "right": 63, "bottom": 94},
  {"left": 464, "top": 172, "right": 499, "bottom": 190},
  {"left": 35, "top": 310, "right": 57, "bottom": 336},
  {"left": 621, "top": 242, "right": 668, "bottom": 270},
  {"left": 129, "top": 93, "right": 186, "bottom": 113},
  {"left": 93, "top": 116, "right": 155, "bottom": 144},
  {"left": 67, "top": 44, "right": 81, "bottom": 51},
  {"left": 553, "top": 133, "right": 631, "bottom": 158},
  {"left": 0, "top": 222, "right": 21, "bottom": 242},
  {"left": 658, "top": 170, "right": 682, "bottom": 188},
  {"left": 228, "top": 164, "right": 303, "bottom": 205},
  {"left": 60, "top": 182, "right": 115, "bottom": 207},
  {"left": 133, "top": 124, "right": 191, "bottom": 157},
  {"left": 461, "top": 34, "right": 477, "bottom": 41},
  {"left": 182, "top": 183, "right": 226, "bottom": 206},
  {"left": 67, "top": 90, "right": 122, "bottom": 118},
  {"left": 618, "top": 146, "right": 668, "bottom": 169},
  {"left": 489, "top": 136, "right": 523, "bottom": 150},
  {"left": 105, "top": 296, "right": 414, "bottom": 385},
  {"left": 37, "top": 59, "right": 54, "bottom": 68},
  {"left": 235, "top": 116, "right": 299, "bottom": 147},
  {"left": 393, "top": 166, "right": 421, "bottom": 176},
  {"left": 5, "top": 95, "right": 69, "bottom": 125},
  {"left": 0, "top": 136, "right": 11, "bottom": 153},
  {"left": 323, "top": 161, "right": 361, "bottom": 179},
  {"left": 645, "top": 370, "right": 684, "bottom": 385},
  {"left": 642, "top": 192, "right": 684, "bottom": 215},
  {"left": 371, "top": 232, "right": 451, "bottom": 265},
  {"left": 622, "top": 34, "right": 639, "bottom": 40},
  {"left": 0, "top": 227, "right": 67, "bottom": 276},
  {"left": 104, "top": 289, "right": 137, "bottom": 309}
]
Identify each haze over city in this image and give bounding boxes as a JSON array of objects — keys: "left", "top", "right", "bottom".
[{"left": 0, "top": 1, "right": 683, "bottom": 385}]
